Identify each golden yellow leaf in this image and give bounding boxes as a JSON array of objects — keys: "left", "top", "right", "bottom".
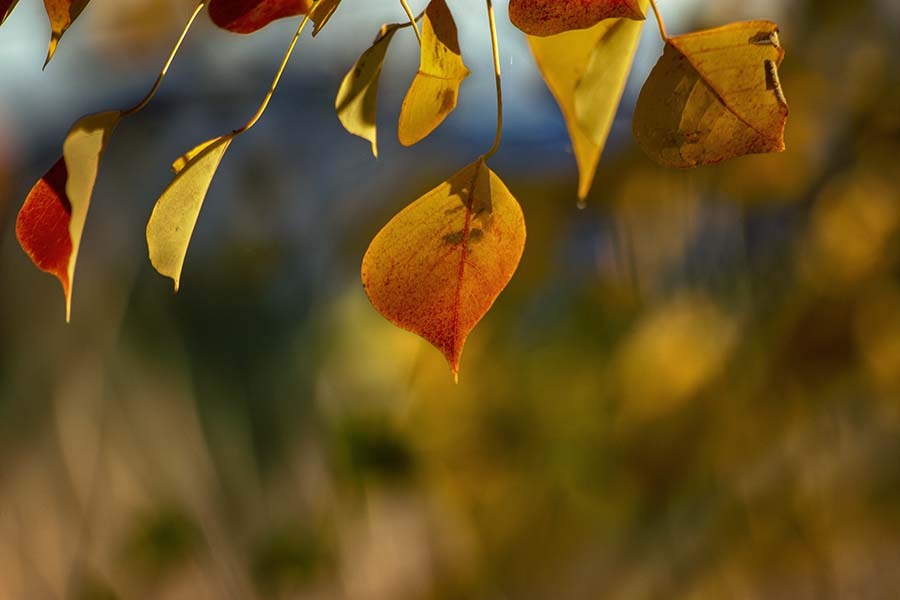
[
  {"left": 43, "top": 0, "right": 91, "bottom": 66},
  {"left": 361, "top": 159, "right": 526, "bottom": 379},
  {"left": 633, "top": 20, "right": 789, "bottom": 168},
  {"left": 146, "top": 135, "right": 234, "bottom": 292},
  {"left": 528, "top": 2, "right": 646, "bottom": 199},
  {"left": 335, "top": 23, "right": 403, "bottom": 157},
  {"left": 1, "top": 0, "right": 19, "bottom": 26},
  {"left": 398, "top": 0, "right": 469, "bottom": 147},
  {"left": 309, "top": 0, "right": 340, "bottom": 36}
]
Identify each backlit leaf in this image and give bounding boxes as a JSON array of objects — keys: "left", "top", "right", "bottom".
[
  {"left": 335, "top": 22, "right": 403, "bottom": 157},
  {"left": 362, "top": 159, "right": 526, "bottom": 379},
  {"left": 43, "top": 0, "right": 91, "bottom": 66},
  {"left": 1, "top": 0, "right": 19, "bottom": 26},
  {"left": 309, "top": 0, "right": 341, "bottom": 36},
  {"left": 398, "top": 0, "right": 469, "bottom": 147},
  {"left": 208, "top": 0, "right": 309, "bottom": 34},
  {"left": 633, "top": 20, "right": 789, "bottom": 168},
  {"left": 528, "top": 3, "right": 645, "bottom": 199},
  {"left": 146, "top": 135, "right": 234, "bottom": 291},
  {"left": 510, "top": 0, "right": 644, "bottom": 37},
  {"left": 16, "top": 111, "right": 121, "bottom": 321}
]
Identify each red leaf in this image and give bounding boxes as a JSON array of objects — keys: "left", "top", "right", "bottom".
[
  {"left": 509, "top": 0, "right": 644, "bottom": 37},
  {"left": 16, "top": 158, "right": 73, "bottom": 305},
  {"left": 208, "top": 0, "right": 308, "bottom": 34}
]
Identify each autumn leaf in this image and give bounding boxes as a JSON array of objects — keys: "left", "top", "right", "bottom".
[
  {"left": 309, "top": 0, "right": 341, "bottom": 36},
  {"left": 633, "top": 20, "right": 789, "bottom": 168},
  {"left": 208, "top": 0, "right": 309, "bottom": 34},
  {"left": 361, "top": 159, "right": 526, "bottom": 379},
  {"left": 398, "top": 0, "right": 469, "bottom": 147},
  {"left": 335, "top": 23, "right": 403, "bottom": 157},
  {"left": 1, "top": 0, "right": 19, "bottom": 26},
  {"left": 43, "top": 0, "right": 91, "bottom": 66},
  {"left": 146, "top": 135, "right": 234, "bottom": 291},
  {"left": 528, "top": 2, "right": 646, "bottom": 199},
  {"left": 16, "top": 111, "right": 121, "bottom": 320},
  {"left": 510, "top": 0, "right": 644, "bottom": 37}
]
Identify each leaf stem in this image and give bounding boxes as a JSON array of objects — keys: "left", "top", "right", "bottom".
[
  {"left": 233, "top": 13, "right": 312, "bottom": 135},
  {"left": 483, "top": 0, "right": 503, "bottom": 160},
  {"left": 399, "top": 0, "right": 422, "bottom": 44},
  {"left": 122, "top": 1, "right": 206, "bottom": 117},
  {"left": 648, "top": 0, "right": 669, "bottom": 42}
]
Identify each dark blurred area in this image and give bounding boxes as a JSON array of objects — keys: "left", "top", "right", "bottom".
[{"left": 1, "top": 0, "right": 899, "bottom": 598}]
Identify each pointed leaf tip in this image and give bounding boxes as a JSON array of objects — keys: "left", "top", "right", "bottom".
[
  {"left": 1, "top": 0, "right": 20, "bottom": 26},
  {"left": 42, "top": 0, "right": 92, "bottom": 65},
  {"left": 361, "top": 160, "right": 526, "bottom": 378},
  {"left": 147, "top": 135, "right": 234, "bottom": 290}
]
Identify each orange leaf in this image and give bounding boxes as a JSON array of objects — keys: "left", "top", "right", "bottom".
[
  {"left": 43, "top": 0, "right": 91, "bottom": 66},
  {"left": 362, "top": 159, "right": 526, "bottom": 379},
  {"left": 633, "top": 21, "right": 789, "bottom": 168},
  {"left": 208, "top": 0, "right": 309, "bottom": 34},
  {"left": 1, "top": 0, "right": 19, "bottom": 26},
  {"left": 509, "top": 0, "right": 644, "bottom": 37}
]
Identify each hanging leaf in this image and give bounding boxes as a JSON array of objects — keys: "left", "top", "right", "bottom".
[
  {"left": 362, "top": 159, "right": 526, "bottom": 379},
  {"left": 146, "top": 135, "right": 234, "bottom": 291},
  {"left": 510, "top": 0, "right": 644, "bottom": 37},
  {"left": 1, "top": 0, "right": 19, "bottom": 26},
  {"left": 208, "top": 0, "right": 309, "bottom": 34},
  {"left": 335, "top": 22, "right": 403, "bottom": 157},
  {"left": 16, "top": 111, "right": 121, "bottom": 321},
  {"left": 43, "top": 0, "right": 92, "bottom": 66},
  {"left": 528, "top": 4, "right": 645, "bottom": 199},
  {"left": 633, "top": 20, "right": 789, "bottom": 168},
  {"left": 309, "top": 0, "right": 341, "bottom": 36},
  {"left": 398, "top": 0, "right": 469, "bottom": 147}
]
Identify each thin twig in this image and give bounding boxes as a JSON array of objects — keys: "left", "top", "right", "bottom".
[
  {"left": 483, "top": 0, "right": 503, "bottom": 160},
  {"left": 648, "top": 0, "right": 669, "bottom": 42},
  {"left": 399, "top": 0, "right": 422, "bottom": 44}
]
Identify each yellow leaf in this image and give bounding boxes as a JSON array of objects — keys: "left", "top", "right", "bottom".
[
  {"left": 309, "top": 0, "right": 340, "bottom": 36},
  {"left": 43, "top": 0, "right": 91, "bottom": 66},
  {"left": 633, "top": 20, "right": 789, "bottom": 168},
  {"left": 335, "top": 23, "right": 403, "bottom": 157},
  {"left": 398, "top": 0, "right": 469, "bottom": 147},
  {"left": 361, "top": 159, "right": 526, "bottom": 380},
  {"left": 528, "top": 2, "right": 646, "bottom": 199},
  {"left": 146, "top": 135, "right": 234, "bottom": 292}
]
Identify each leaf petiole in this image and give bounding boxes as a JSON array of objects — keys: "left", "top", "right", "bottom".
[
  {"left": 122, "top": 0, "right": 206, "bottom": 117},
  {"left": 233, "top": 13, "right": 312, "bottom": 135},
  {"left": 648, "top": 0, "right": 669, "bottom": 42},
  {"left": 399, "top": 0, "right": 422, "bottom": 44},
  {"left": 483, "top": 0, "right": 503, "bottom": 160}
]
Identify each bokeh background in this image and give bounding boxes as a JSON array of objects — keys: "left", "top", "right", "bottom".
[{"left": 1, "top": 0, "right": 899, "bottom": 598}]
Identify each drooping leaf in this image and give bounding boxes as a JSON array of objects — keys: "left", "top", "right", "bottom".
[
  {"left": 1, "top": 0, "right": 19, "bottom": 26},
  {"left": 208, "top": 0, "right": 309, "bottom": 34},
  {"left": 309, "top": 0, "right": 341, "bottom": 36},
  {"left": 510, "top": 0, "right": 644, "bottom": 37},
  {"left": 335, "top": 22, "right": 403, "bottom": 157},
  {"left": 361, "top": 159, "right": 526, "bottom": 379},
  {"left": 633, "top": 20, "right": 789, "bottom": 168},
  {"left": 43, "top": 0, "right": 92, "bottom": 66},
  {"left": 146, "top": 135, "right": 234, "bottom": 291},
  {"left": 16, "top": 111, "right": 121, "bottom": 320},
  {"left": 528, "top": 3, "right": 645, "bottom": 199},
  {"left": 398, "top": 0, "right": 469, "bottom": 147}
]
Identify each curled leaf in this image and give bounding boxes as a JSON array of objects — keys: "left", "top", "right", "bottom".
[
  {"left": 510, "top": 0, "right": 644, "bottom": 37},
  {"left": 362, "top": 159, "right": 526, "bottom": 379},
  {"left": 1, "top": 0, "right": 19, "bottom": 26},
  {"left": 16, "top": 111, "right": 121, "bottom": 320},
  {"left": 43, "top": 0, "right": 91, "bottom": 66},
  {"left": 398, "top": 0, "right": 469, "bottom": 147},
  {"left": 633, "top": 20, "right": 789, "bottom": 168},
  {"left": 309, "top": 0, "right": 341, "bottom": 36},
  {"left": 335, "top": 23, "right": 402, "bottom": 157},
  {"left": 208, "top": 0, "right": 309, "bottom": 34},
  {"left": 146, "top": 135, "right": 234, "bottom": 291},
  {"left": 528, "top": 3, "right": 645, "bottom": 199}
]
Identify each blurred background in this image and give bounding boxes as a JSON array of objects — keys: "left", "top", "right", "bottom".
[{"left": 1, "top": 0, "right": 899, "bottom": 598}]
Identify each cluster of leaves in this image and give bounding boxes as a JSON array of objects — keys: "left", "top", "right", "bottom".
[{"left": 9, "top": 0, "right": 788, "bottom": 379}]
